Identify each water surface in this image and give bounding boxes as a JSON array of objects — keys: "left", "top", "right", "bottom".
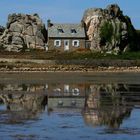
[{"left": 0, "top": 72, "right": 140, "bottom": 140}]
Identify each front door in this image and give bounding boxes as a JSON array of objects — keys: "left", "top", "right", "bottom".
[{"left": 64, "top": 40, "right": 69, "bottom": 51}]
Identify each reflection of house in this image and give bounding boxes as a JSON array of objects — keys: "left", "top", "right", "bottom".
[
  {"left": 48, "top": 98, "right": 85, "bottom": 112},
  {"left": 47, "top": 84, "right": 86, "bottom": 97},
  {"left": 47, "top": 20, "right": 86, "bottom": 51},
  {"left": 47, "top": 84, "right": 88, "bottom": 112}
]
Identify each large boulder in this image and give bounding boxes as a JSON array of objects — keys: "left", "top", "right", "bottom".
[
  {"left": 82, "top": 4, "right": 136, "bottom": 54},
  {"left": 0, "top": 13, "right": 47, "bottom": 52}
]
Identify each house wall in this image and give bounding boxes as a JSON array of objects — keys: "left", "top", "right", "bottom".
[{"left": 48, "top": 38, "right": 85, "bottom": 51}]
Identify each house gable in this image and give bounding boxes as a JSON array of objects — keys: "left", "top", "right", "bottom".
[{"left": 48, "top": 23, "right": 86, "bottom": 39}]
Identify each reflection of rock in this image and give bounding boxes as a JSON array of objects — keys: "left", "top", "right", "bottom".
[
  {"left": 0, "top": 83, "right": 46, "bottom": 92},
  {"left": 83, "top": 107, "right": 131, "bottom": 128},
  {"left": 0, "top": 93, "right": 47, "bottom": 123},
  {"left": 90, "top": 84, "right": 127, "bottom": 97},
  {"left": 0, "top": 93, "right": 47, "bottom": 112},
  {"left": 82, "top": 84, "right": 133, "bottom": 128}
]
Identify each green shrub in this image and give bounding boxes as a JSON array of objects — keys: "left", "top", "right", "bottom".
[{"left": 100, "top": 21, "right": 114, "bottom": 43}]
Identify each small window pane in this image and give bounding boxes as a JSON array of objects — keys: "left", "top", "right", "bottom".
[
  {"left": 74, "top": 41, "right": 78, "bottom": 46},
  {"left": 56, "top": 41, "right": 59, "bottom": 46}
]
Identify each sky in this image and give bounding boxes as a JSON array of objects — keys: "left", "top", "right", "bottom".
[{"left": 0, "top": 0, "right": 140, "bottom": 29}]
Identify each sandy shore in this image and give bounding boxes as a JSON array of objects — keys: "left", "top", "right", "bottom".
[
  {"left": 0, "top": 58, "right": 140, "bottom": 73},
  {"left": 0, "top": 66, "right": 140, "bottom": 73}
]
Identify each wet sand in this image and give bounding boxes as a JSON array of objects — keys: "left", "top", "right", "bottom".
[{"left": 0, "top": 72, "right": 140, "bottom": 84}]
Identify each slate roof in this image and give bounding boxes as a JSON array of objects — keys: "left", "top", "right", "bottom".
[{"left": 48, "top": 23, "right": 86, "bottom": 38}]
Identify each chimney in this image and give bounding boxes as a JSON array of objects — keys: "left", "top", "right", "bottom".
[{"left": 47, "top": 19, "right": 52, "bottom": 27}]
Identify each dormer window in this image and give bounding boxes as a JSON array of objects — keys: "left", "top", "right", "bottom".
[
  {"left": 71, "top": 29, "right": 77, "bottom": 34},
  {"left": 57, "top": 28, "right": 64, "bottom": 33}
]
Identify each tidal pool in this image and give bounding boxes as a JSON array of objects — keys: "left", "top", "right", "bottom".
[{"left": 0, "top": 72, "right": 140, "bottom": 140}]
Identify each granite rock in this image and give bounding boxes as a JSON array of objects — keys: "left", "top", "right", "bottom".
[
  {"left": 0, "top": 13, "right": 47, "bottom": 52},
  {"left": 82, "top": 4, "right": 135, "bottom": 54}
]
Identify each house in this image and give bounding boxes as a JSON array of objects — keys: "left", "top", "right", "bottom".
[
  {"left": 47, "top": 20, "right": 86, "bottom": 51},
  {"left": 47, "top": 83, "right": 87, "bottom": 113}
]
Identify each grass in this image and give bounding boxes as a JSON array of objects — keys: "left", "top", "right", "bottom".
[{"left": 0, "top": 50, "right": 140, "bottom": 60}]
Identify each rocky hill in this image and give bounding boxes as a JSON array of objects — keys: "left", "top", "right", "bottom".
[
  {"left": 0, "top": 13, "right": 47, "bottom": 52},
  {"left": 82, "top": 4, "right": 136, "bottom": 54}
]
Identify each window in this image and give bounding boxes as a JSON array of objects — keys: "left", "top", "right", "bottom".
[
  {"left": 64, "top": 85, "right": 69, "bottom": 94},
  {"left": 57, "top": 28, "right": 64, "bottom": 33},
  {"left": 72, "top": 40, "right": 79, "bottom": 47},
  {"left": 71, "top": 29, "right": 77, "bottom": 34},
  {"left": 72, "top": 88, "right": 80, "bottom": 96},
  {"left": 65, "top": 41, "right": 68, "bottom": 46},
  {"left": 54, "top": 40, "right": 61, "bottom": 47}
]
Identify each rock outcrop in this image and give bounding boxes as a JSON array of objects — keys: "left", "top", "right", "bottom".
[
  {"left": 0, "top": 13, "right": 47, "bottom": 52},
  {"left": 82, "top": 4, "right": 135, "bottom": 54}
]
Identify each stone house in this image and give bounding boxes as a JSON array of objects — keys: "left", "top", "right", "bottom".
[{"left": 47, "top": 20, "right": 86, "bottom": 51}]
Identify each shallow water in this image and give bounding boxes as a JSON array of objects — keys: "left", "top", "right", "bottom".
[{"left": 0, "top": 73, "right": 140, "bottom": 140}]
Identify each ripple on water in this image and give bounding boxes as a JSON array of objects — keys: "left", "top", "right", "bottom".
[
  {"left": 11, "top": 134, "right": 39, "bottom": 140},
  {"left": 99, "top": 128, "right": 140, "bottom": 135}
]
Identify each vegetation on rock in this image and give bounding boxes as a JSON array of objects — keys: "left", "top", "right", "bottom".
[{"left": 100, "top": 21, "right": 114, "bottom": 44}]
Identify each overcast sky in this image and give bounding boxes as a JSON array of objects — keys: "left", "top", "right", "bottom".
[{"left": 0, "top": 0, "right": 140, "bottom": 29}]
